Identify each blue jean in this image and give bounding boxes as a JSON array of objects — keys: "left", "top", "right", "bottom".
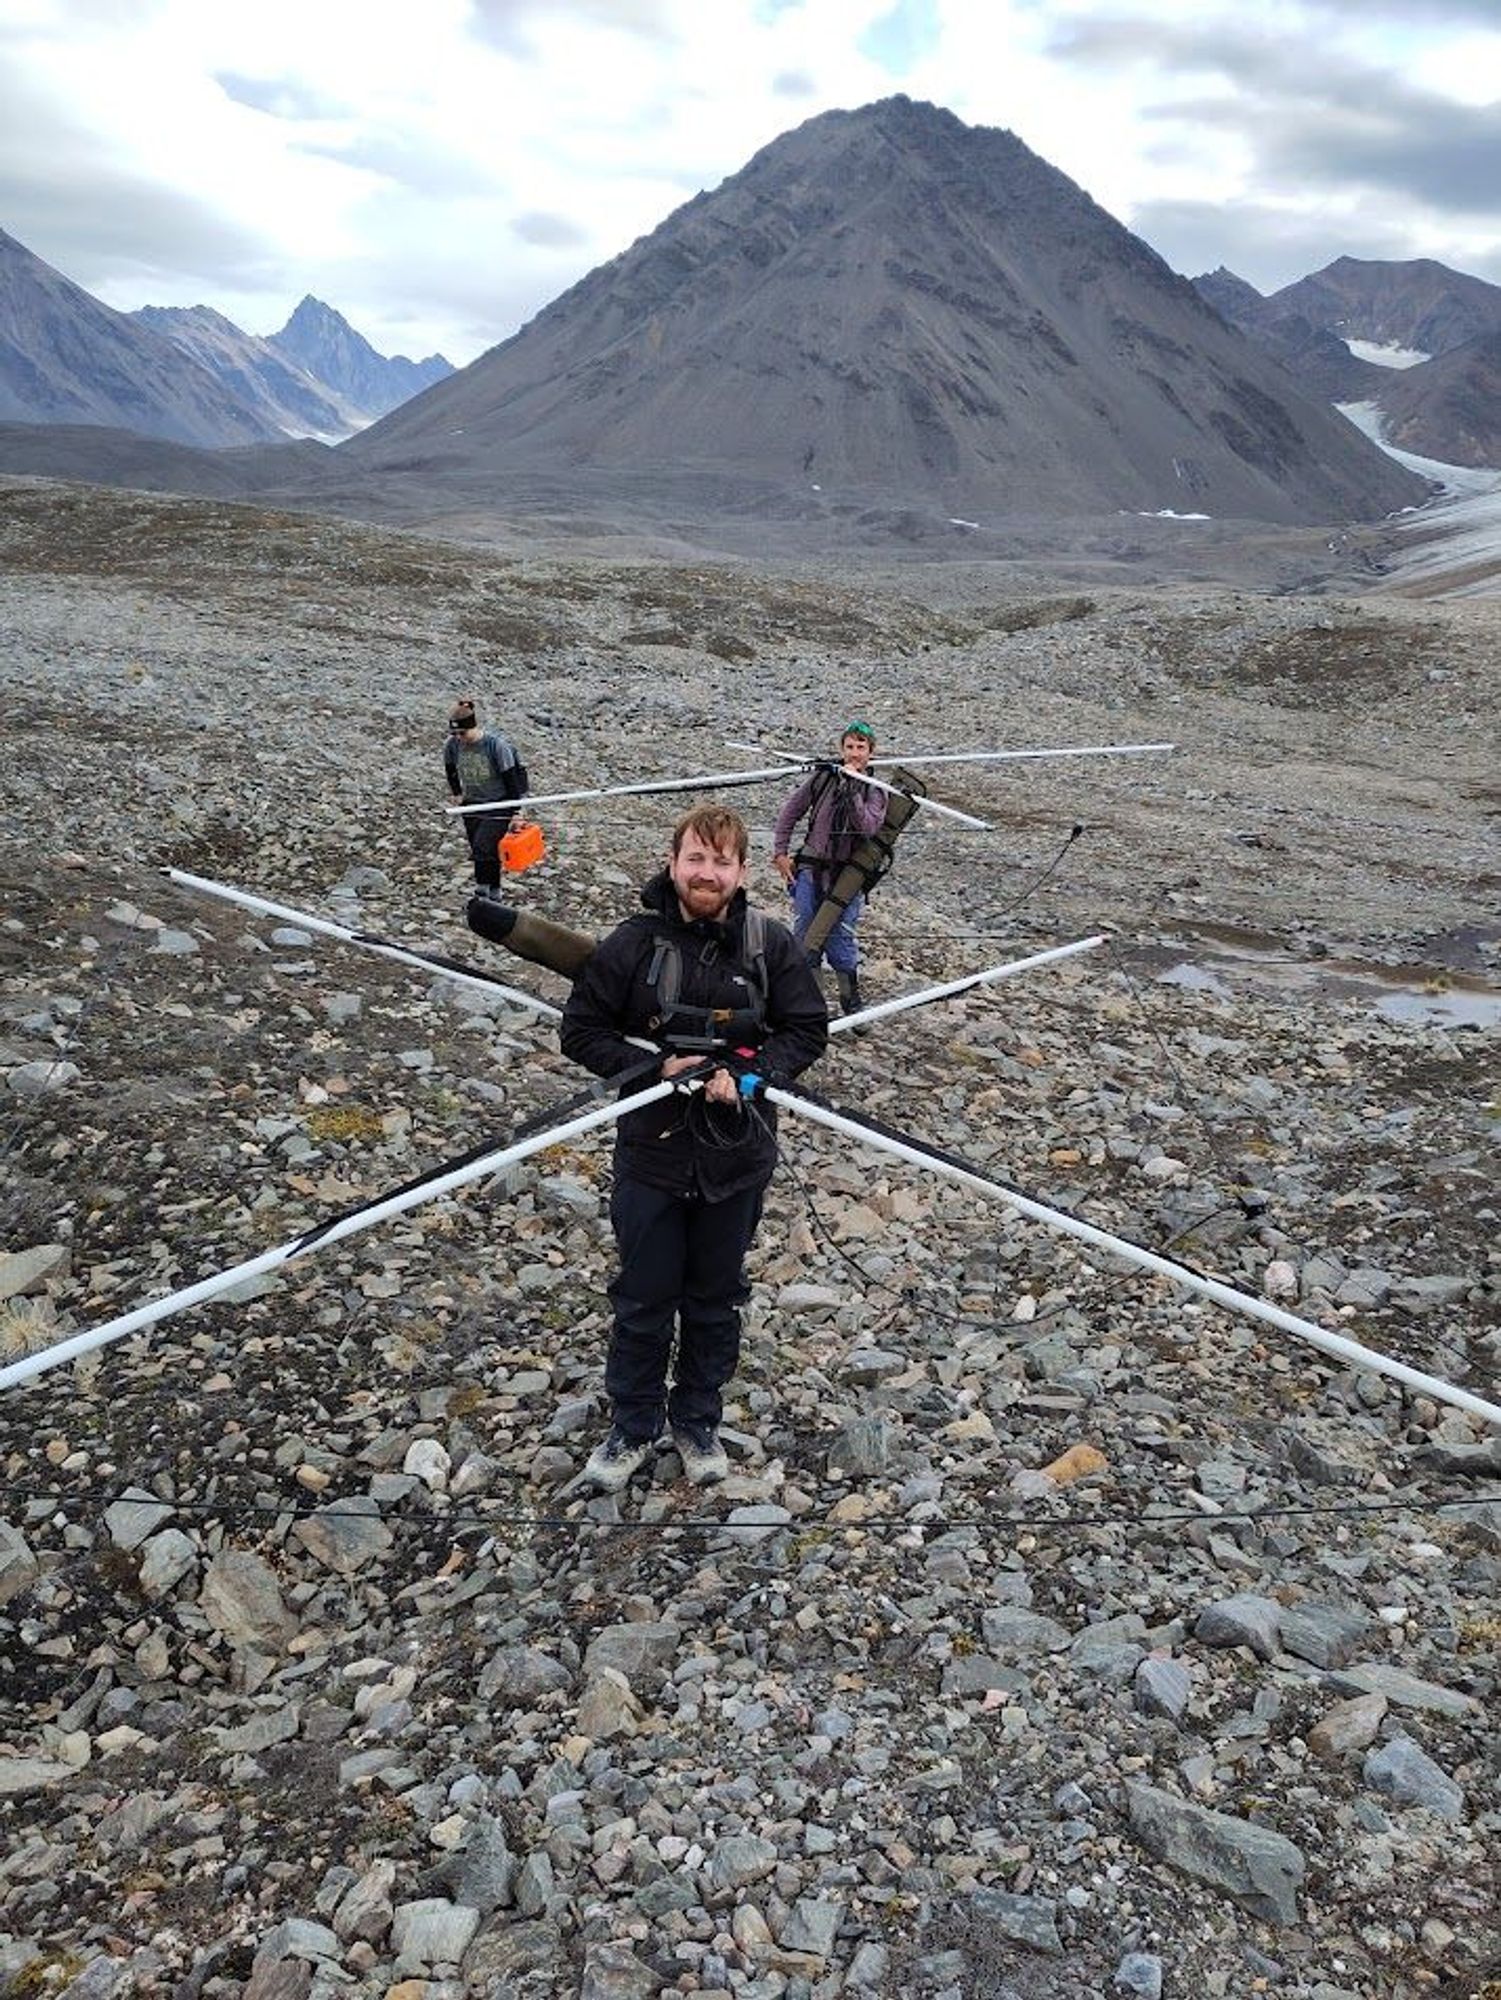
[{"left": 791, "top": 867, "right": 864, "bottom": 973}]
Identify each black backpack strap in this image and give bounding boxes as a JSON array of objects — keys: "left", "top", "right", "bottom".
[
  {"left": 645, "top": 935, "right": 681, "bottom": 1012},
  {"left": 740, "top": 906, "right": 769, "bottom": 1004}
]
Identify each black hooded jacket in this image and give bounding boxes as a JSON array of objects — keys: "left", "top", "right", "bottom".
[{"left": 560, "top": 870, "right": 828, "bottom": 1199}]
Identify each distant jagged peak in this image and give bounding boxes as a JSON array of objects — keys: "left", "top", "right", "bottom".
[
  {"left": 1191, "top": 268, "right": 1268, "bottom": 324},
  {"left": 268, "top": 295, "right": 452, "bottom": 416},
  {"left": 277, "top": 293, "right": 351, "bottom": 339},
  {"left": 135, "top": 302, "right": 245, "bottom": 336},
  {"left": 273, "top": 293, "right": 451, "bottom": 372}
]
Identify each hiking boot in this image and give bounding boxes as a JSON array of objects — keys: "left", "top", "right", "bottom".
[
  {"left": 671, "top": 1423, "right": 729, "bottom": 1487},
  {"left": 834, "top": 970, "right": 863, "bottom": 1013},
  {"left": 581, "top": 1427, "right": 659, "bottom": 1493}
]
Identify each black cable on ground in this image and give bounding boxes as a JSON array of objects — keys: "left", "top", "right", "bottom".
[{"left": 5, "top": 1481, "right": 1494, "bottom": 1549}]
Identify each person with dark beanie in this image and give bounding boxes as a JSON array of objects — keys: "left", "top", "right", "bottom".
[{"left": 443, "top": 695, "right": 528, "bottom": 896}]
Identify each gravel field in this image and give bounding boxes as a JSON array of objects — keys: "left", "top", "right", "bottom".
[{"left": 0, "top": 478, "right": 1497, "bottom": 2000}]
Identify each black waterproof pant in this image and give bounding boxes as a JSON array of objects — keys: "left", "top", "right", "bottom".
[
  {"left": 463, "top": 807, "right": 515, "bottom": 889},
  {"left": 605, "top": 1177, "right": 765, "bottom": 1441}
]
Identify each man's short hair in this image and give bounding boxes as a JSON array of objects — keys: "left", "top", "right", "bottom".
[{"left": 671, "top": 806, "right": 749, "bottom": 862}]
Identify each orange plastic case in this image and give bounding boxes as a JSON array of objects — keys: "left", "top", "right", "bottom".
[{"left": 499, "top": 821, "right": 546, "bottom": 873}]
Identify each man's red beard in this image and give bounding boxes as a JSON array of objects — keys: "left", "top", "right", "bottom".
[{"left": 680, "top": 881, "right": 732, "bottom": 915}]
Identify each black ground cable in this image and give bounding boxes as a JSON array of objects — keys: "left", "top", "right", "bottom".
[
  {"left": 770, "top": 1079, "right": 1501, "bottom": 1416},
  {"left": 774, "top": 1078, "right": 1225, "bottom": 1290},
  {"left": 1101, "top": 933, "right": 1268, "bottom": 1222},
  {"left": 348, "top": 924, "right": 561, "bottom": 998},
  {"left": 776, "top": 1122, "right": 1257, "bottom": 1354},
  {"left": 972, "top": 820, "right": 1087, "bottom": 926},
  {"left": 1097, "top": 925, "right": 1501, "bottom": 1392},
  {"left": 6, "top": 1481, "right": 1494, "bottom": 1548},
  {"left": 790, "top": 1055, "right": 1500, "bottom": 1394},
  {"left": 841, "top": 893, "right": 1499, "bottom": 1391},
  {"left": 289, "top": 1053, "right": 668, "bottom": 1255}
]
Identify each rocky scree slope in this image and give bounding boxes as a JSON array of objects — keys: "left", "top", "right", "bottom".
[{"left": 0, "top": 482, "right": 1497, "bottom": 1999}]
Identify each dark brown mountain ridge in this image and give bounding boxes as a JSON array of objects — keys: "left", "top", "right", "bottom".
[
  {"left": 1195, "top": 256, "right": 1501, "bottom": 469},
  {"left": 346, "top": 97, "right": 1424, "bottom": 527}
]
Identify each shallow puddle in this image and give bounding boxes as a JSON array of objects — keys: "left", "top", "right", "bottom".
[
  {"left": 1148, "top": 945, "right": 1499, "bottom": 1030},
  {"left": 1373, "top": 988, "right": 1501, "bottom": 1030}
]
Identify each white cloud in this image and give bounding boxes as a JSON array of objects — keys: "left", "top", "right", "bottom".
[{"left": 1, "top": 0, "right": 1496, "bottom": 365}]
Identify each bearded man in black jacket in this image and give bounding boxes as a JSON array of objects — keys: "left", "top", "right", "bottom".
[{"left": 561, "top": 806, "right": 828, "bottom": 1492}]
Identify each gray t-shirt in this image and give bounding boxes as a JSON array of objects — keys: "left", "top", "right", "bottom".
[{"left": 447, "top": 730, "right": 521, "bottom": 804}]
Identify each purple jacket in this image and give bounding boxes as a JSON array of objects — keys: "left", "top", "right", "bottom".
[{"left": 773, "top": 768, "right": 887, "bottom": 869}]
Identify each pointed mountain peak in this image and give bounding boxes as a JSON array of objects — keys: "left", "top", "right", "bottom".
[
  {"left": 278, "top": 294, "right": 351, "bottom": 337},
  {"left": 349, "top": 95, "right": 1422, "bottom": 527},
  {"left": 268, "top": 295, "right": 452, "bottom": 417}
]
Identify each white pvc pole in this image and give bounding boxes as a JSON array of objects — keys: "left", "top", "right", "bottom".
[
  {"left": 0, "top": 1081, "right": 675, "bottom": 1393},
  {"left": 455, "top": 763, "right": 989, "bottom": 830},
  {"left": 721, "top": 740, "right": 990, "bottom": 829},
  {"left": 770, "top": 1089, "right": 1501, "bottom": 1430},
  {"left": 873, "top": 742, "right": 1176, "bottom": 768},
  {"left": 829, "top": 935, "right": 1104, "bottom": 1035},
  {"left": 448, "top": 764, "right": 798, "bottom": 815},
  {"left": 167, "top": 870, "right": 561, "bottom": 1020},
  {"left": 839, "top": 767, "right": 989, "bottom": 830}
]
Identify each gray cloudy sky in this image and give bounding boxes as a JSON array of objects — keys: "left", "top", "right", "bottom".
[{"left": 2, "top": 0, "right": 1497, "bottom": 365}]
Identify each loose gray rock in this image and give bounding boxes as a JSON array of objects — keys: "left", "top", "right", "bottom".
[
  {"left": 0, "top": 1757, "right": 74, "bottom": 1796},
  {"left": 841, "top": 1346, "right": 907, "bottom": 1384},
  {"left": 827, "top": 1413, "right": 893, "bottom": 1476},
  {"left": 579, "top": 1942, "right": 662, "bottom": 1999},
  {"left": 138, "top": 1526, "right": 198, "bottom": 1598},
  {"left": 1127, "top": 1781, "right": 1306, "bottom": 1924},
  {"left": 583, "top": 1621, "right": 679, "bottom": 1682},
  {"left": 1309, "top": 1692, "right": 1388, "bottom": 1762},
  {"left": 7, "top": 1058, "right": 81, "bottom": 1096},
  {"left": 779, "top": 1896, "right": 843, "bottom": 1956},
  {"left": 1281, "top": 1602, "right": 1370, "bottom": 1670},
  {"left": 0, "top": 1243, "right": 70, "bottom": 1299},
  {"left": 250, "top": 1918, "right": 340, "bottom": 1966},
  {"left": 212, "top": 1704, "right": 300, "bottom": 1754},
  {"left": 968, "top": 1886, "right": 1063, "bottom": 1955},
  {"left": 199, "top": 1550, "right": 294, "bottom": 1653},
  {"left": 461, "top": 1917, "right": 564, "bottom": 1982},
  {"left": 479, "top": 1645, "right": 574, "bottom": 1703},
  {"left": 980, "top": 1606, "right": 1071, "bottom": 1656},
  {"left": 55, "top": 1958, "right": 136, "bottom": 2000},
  {"left": 1363, "top": 1737, "right": 1466, "bottom": 1820},
  {"left": 706, "top": 1834, "right": 778, "bottom": 1890},
  {"left": 431, "top": 1814, "right": 514, "bottom": 1916},
  {"left": 1115, "top": 1953, "right": 1165, "bottom": 1998},
  {"left": 291, "top": 1496, "right": 393, "bottom": 1575},
  {"left": 1418, "top": 1437, "right": 1501, "bottom": 1477},
  {"left": 332, "top": 1858, "right": 397, "bottom": 1943},
  {"left": 576, "top": 1665, "right": 644, "bottom": 1739},
  {"left": 1194, "top": 1592, "right": 1283, "bottom": 1659},
  {"left": 1328, "top": 1664, "right": 1480, "bottom": 1717},
  {"left": 1135, "top": 1654, "right": 1192, "bottom": 1722},
  {"left": 390, "top": 1897, "right": 480, "bottom": 1972},
  {"left": 103, "top": 1490, "right": 174, "bottom": 1549},
  {"left": 513, "top": 1851, "right": 555, "bottom": 1918},
  {"left": 0, "top": 1521, "right": 39, "bottom": 1607}
]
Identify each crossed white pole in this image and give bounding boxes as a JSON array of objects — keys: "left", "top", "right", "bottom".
[
  {"left": 447, "top": 739, "right": 1179, "bottom": 832},
  {"left": 2, "top": 876, "right": 1493, "bottom": 1429}
]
